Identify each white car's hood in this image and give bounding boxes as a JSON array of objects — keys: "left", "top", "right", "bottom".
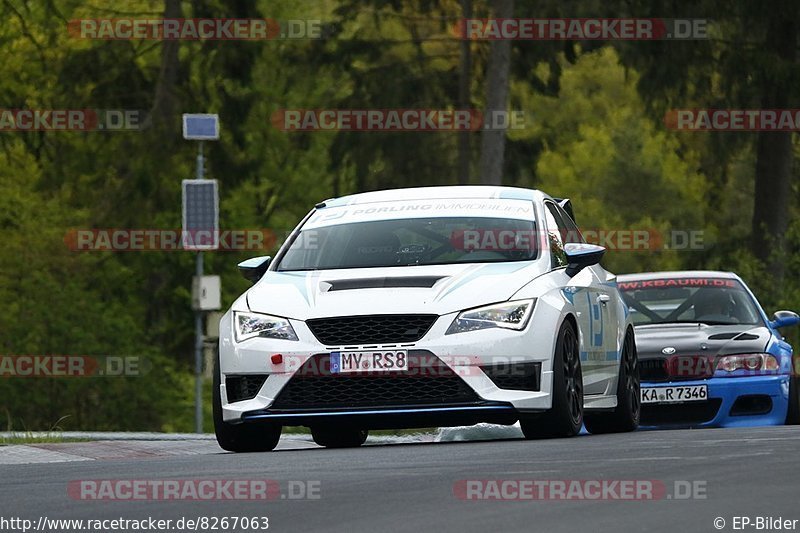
[{"left": 246, "top": 261, "right": 548, "bottom": 319}]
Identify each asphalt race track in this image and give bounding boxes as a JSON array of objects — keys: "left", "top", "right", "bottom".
[{"left": 1, "top": 426, "right": 799, "bottom": 533}]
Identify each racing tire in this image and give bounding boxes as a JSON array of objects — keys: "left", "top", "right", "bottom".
[
  {"left": 520, "top": 320, "right": 583, "bottom": 439},
  {"left": 213, "top": 353, "right": 282, "bottom": 452},
  {"left": 311, "top": 427, "right": 369, "bottom": 448},
  {"left": 584, "top": 328, "right": 641, "bottom": 434},
  {"left": 786, "top": 371, "right": 800, "bottom": 425}
]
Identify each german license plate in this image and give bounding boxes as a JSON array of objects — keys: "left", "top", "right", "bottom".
[
  {"left": 330, "top": 350, "right": 408, "bottom": 373},
  {"left": 641, "top": 385, "right": 708, "bottom": 404}
]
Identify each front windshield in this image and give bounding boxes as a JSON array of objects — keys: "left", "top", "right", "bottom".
[
  {"left": 277, "top": 216, "right": 539, "bottom": 271},
  {"left": 618, "top": 277, "right": 763, "bottom": 326}
]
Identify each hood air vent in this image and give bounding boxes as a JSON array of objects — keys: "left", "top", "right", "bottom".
[{"left": 325, "top": 276, "right": 445, "bottom": 291}]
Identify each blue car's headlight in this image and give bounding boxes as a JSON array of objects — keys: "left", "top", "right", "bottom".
[
  {"left": 715, "top": 353, "right": 779, "bottom": 374},
  {"left": 234, "top": 311, "right": 298, "bottom": 342},
  {"left": 446, "top": 299, "right": 536, "bottom": 335}
]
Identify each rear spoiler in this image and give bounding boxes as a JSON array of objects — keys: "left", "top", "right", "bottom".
[{"left": 552, "top": 198, "right": 576, "bottom": 224}]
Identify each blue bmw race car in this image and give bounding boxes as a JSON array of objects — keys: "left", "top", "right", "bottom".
[{"left": 618, "top": 271, "right": 799, "bottom": 428}]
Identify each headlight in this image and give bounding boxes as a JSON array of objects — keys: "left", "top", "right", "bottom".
[
  {"left": 234, "top": 311, "right": 298, "bottom": 342},
  {"left": 446, "top": 299, "right": 536, "bottom": 335},
  {"left": 715, "top": 353, "right": 779, "bottom": 374}
]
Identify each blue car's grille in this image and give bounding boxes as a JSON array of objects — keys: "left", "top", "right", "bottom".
[
  {"left": 640, "top": 356, "right": 715, "bottom": 382},
  {"left": 641, "top": 398, "right": 722, "bottom": 426},
  {"left": 639, "top": 359, "right": 669, "bottom": 381}
]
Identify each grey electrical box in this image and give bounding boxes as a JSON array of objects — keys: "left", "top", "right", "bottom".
[
  {"left": 205, "top": 311, "right": 223, "bottom": 339},
  {"left": 192, "top": 275, "right": 221, "bottom": 311}
]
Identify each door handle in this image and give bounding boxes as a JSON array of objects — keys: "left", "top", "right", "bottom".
[{"left": 597, "top": 294, "right": 610, "bottom": 305}]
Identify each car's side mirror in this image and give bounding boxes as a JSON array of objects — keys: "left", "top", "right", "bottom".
[
  {"left": 563, "top": 243, "right": 605, "bottom": 277},
  {"left": 238, "top": 256, "right": 271, "bottom": 284},
  {"left": 770, "top": 310, "right": 800, "bottom": 329}
]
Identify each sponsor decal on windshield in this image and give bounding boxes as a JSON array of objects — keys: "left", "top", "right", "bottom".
[
  {"left": 619, "top": 278, "right": 738, "bottom": 291},
  {"left": 305, "top": 199, "right": 535, "bottom": 228}
]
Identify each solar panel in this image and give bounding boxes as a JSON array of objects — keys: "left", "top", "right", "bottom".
[
  {"left": 182, "top": 113, "right": 219, "bottom": 140},
  {"left": 182, "top": 179, "right": 219, "bottom": 250}
]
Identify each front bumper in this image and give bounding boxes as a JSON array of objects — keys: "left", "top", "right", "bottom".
[
  {"left": 218, "top": 311, "right": 558, "bottom": 425},
  {"left": 640, "top": 375, "right": 790, "bottom": 428},
  {"left": 240, "top": 403, "right": 518, "bottom": 429}
]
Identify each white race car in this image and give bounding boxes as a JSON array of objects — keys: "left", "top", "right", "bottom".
[{"left": 214, "top": 186, "right": 639, "bottom": 451}]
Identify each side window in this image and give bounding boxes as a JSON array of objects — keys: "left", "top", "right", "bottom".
[
  {"left": 544, "top": 202, "right": 568, "bottom": 268},
  {"left": 555, "top": 204, "right": 585, "bottom": 244}
]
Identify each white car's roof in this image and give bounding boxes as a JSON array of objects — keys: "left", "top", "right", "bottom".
[
  {"left": 322, "top": 186, "right": 549, "bottom": 207},
  {"left": 618, "top": 270, "right": 740, "bottom": 281}
]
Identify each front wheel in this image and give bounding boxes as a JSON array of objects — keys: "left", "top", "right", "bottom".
[
  {"left": 213, "top": 353, "right": 281, "bottom": 452},
  {"left": 584, "top": 328, "right": 640, "bottom": 434},
  {"left": 520, "top": 320, "right": 583, "bottom": 439}
]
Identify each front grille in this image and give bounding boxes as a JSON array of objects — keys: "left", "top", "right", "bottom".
[
  {"left": 226, "top": 375, "right": 268, "bottom": 403},
  {"left": 640, "top": 356, "right": 715, "bottom": 382},
  {"left": 640, "top": 359, "right": 669, "bottom": 382},
  {"left": 306, "top": 314, "right": 437, "bottom": 345},
  {"left": 481, "top": 362, "right": 541, "bottom": 391},
  {"left": 271, "top": 352, "right": 479, "bottom": 409},
  {"left": 640, "top": 399, "right": 722, "bottom": 426}
]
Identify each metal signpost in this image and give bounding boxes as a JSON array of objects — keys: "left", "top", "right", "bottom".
[{"left": 182, "top": 113, "right": 220, "bottom": 433}]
